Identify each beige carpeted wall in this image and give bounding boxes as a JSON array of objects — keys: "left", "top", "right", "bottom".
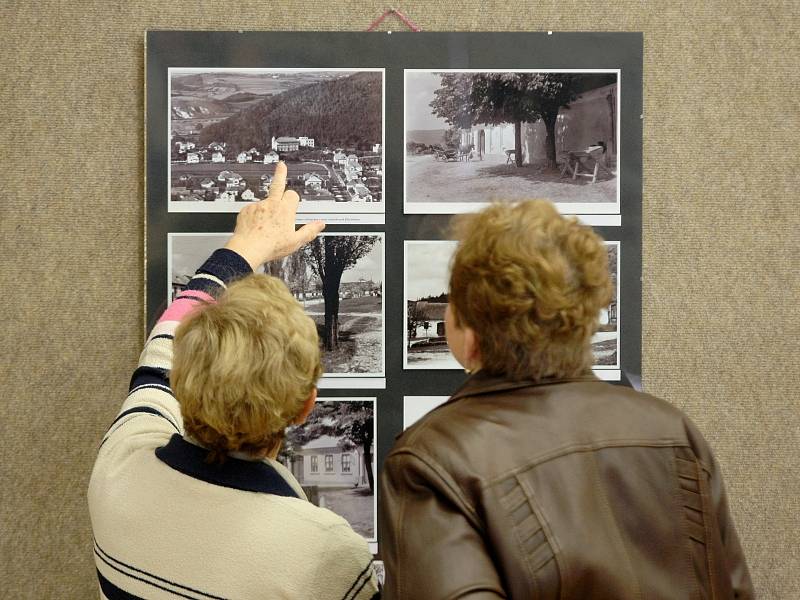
[{"left": 1, "top": 1, "right": 798, "bottom": 597}]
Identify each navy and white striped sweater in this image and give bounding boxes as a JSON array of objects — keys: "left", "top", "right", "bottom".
[{"left": 89, "top": 248, "right": 379, "bottom": 600}]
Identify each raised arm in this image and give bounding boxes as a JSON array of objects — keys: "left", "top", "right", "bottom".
[{"left": 102, "top": 162, "right": 324, "bottom": 448}]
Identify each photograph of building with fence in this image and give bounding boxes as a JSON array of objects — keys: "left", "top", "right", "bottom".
[
  {"left": 405, "top": 70, "right": 619, "bottom": 214},
  {"left": 405, "top": 240, "right": 619, "bottom": 371},
  {"left": 168, "top": 68, "right": 383, "bottom": 213},
  {"left": 593, "top": 241, "right": 620, "bottom": 369},
  {"left": 404, "top": 241, "right": 461, "bottom": 369},
  {"left": 169, "top": 233, "right": 384, "bottom": 379},
  {"left": 280, "top": 399, "right": 376, "bottom": 542}
]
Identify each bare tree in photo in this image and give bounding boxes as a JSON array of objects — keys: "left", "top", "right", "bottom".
[
  {"left": 286, "top": 401, "right": 375, "bottom": 492},
  {"left": 305, "top": 236, "right": 378, "bottom": 350},
  {"left": 264, "top": 252, "right": 313, "bottom": 300},
  {"left": 431, "top": 73, "right": 582, "bottom": 168}
]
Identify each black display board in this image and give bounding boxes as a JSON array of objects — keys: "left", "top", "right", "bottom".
[{"left": 146, "top": 30, "right": 643, "bottom": 553}]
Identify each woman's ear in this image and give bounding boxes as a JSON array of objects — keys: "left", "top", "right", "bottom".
[
  {"left": 294, "top": 388, "right": 318, "bottom": 425},
  {"left": 464, "top": 327, "right": 482, "bottom": 371}
]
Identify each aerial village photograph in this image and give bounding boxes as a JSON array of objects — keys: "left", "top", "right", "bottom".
[
  {"left": 168, "top": 68, "right": 384, "bottom": 213},
  {"left": 169, "top": 233, "right": 385, "bottom": 380},
  {"left": 404, "top": 240, "right": 619, "bottom": 370},
  {"left": 279, "top": 398, "right": 376, "bottom": 543},
  {"left": 405, "top": 70, "right": 620, "bottom": 214}
]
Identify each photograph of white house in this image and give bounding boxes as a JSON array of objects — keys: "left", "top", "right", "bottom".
[
  {"left": 280, "top": 399, "right": 376, "bottom": 542},
  {"left": 405, "top": 70, "right": 620, "bottom": 215},
  {"left": 168, "top": 68, "right": 384, "bottom": 214}
]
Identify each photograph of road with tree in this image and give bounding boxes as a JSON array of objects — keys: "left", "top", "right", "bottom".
[
  {"left": 405, "top": 70, "right": 619, "bottom": 213},
  {"left": 169, "top": 233, "right": 384, "bottom": 379},
  {"left": 279, "top": 399, "right": 376, "bottom": 541},
  {"left": 169, "top": 68, "right": 383, "bottom": 213}
]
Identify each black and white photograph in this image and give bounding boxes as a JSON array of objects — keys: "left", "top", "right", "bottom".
[
  {"left": 404, "top": 70, "right": 620, "bottom": 216},
  {"left": 168, "top": 68, "right": 384, "bottom": 216},
  {"left": 404, "top": 241, "right": 461, "bottom": 370},
  {"left": 403, "top": 396, "right": 449, "bottom": 429},
  {"left": 372, "top": 561, "right": 385, "bottom": 587},
  {"left": 404, "top": 240, "right": 620, "bottom": 376},
  {"left": 279, "top": 398, "right": 377, "bottom": 546},
  {"left": 593, "top": 241, "right": 620, "bottom": 376},
  {"left": 169, "top": 233, "right": 385, "bottom": 386}
]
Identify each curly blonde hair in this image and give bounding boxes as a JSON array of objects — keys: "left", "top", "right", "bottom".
[
  {"left": 171, "top": 274, "right": 322, "bottom": 463},
  {"left": 449, "top": 200, "right": 612, "bottom": 382}
]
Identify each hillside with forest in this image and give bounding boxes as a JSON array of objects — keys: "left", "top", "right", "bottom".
[{"left": 199, "top": 72, "right": 382, "bottom": 152}]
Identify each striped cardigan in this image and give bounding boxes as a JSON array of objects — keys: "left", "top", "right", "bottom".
[{"left": 88, "top": 248, "right": 379, "bottom": 600}]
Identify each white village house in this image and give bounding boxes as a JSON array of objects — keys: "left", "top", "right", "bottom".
[
  {"left": 333, "top": 150, "right": 347, "bottom": 167},
  {"left": 303, "top": 173, "right": 325, "bottom": 191},
  {"left": 240, "top": 189, "right": 256, "bottom": 201},
  {"left": 272, "top": 136, "right": 299, "bottom": 152},
  {"left": 211, "top": 152, "right": 224, "bottom": 163},
  {"left": 186, "top": 153, "right": 200, "bottom": 164},
  {"left": 272, "top": 135, "right": 315, "bottom": 152},
  {"left": 458, "top": 78, "right": 618, "bottom": 165},
  {"left": 217, "top": 171, "right": 243, "bottom": 186},
  {"left": 263, "top": 150, "right": 280, "bottom": 164},
  {"left": 286, "top": 435, "right": 372, "bottom": 489},
  {"left": 352, "top": 184, "right": 372, "bottom": 202},
  {"left": 409, "top": 301, "right": 448, "bottom": 339},
  {"left": 236, "top": 152, "right": 249, "bottom": 164}
]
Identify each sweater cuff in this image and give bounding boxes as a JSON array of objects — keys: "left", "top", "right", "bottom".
[{"left": 197, "top": 248, "right": 253, "bottom": 284}]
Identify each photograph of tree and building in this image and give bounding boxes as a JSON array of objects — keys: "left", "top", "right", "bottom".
[
  {"left": 405, "top": 70, "right": 619, "bottom": 214},
  {"left": 168, "top": 68, "right": 383, "bottom": 212},
  {"left": 404, "top": 240, "right": 619, "bottom": 370},
  {"left": 169, "top": 233, "right": 384, "bottom": 379},
  {"left": 279, "top": 398, "right": 376, "bottom": 542}
]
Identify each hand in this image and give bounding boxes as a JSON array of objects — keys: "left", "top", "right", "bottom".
[{"left": 223, "top": 162, "right": 325, "bottom": 269}]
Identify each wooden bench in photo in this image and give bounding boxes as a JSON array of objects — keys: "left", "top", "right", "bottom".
[{"left": 559, "top": 146, "right": 614, "bottom": 183}]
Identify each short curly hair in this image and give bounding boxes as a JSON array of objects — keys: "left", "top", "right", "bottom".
[
  {"left": 449, "top": 200, "right": 612, "bottom": 382},
  {"left": 171, "top": 274, "right": 322, "bottom": 463}
]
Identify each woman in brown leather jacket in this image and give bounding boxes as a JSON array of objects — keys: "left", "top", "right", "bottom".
[{"left": 379, "top": 201, "right": 753, "bottom": 599}]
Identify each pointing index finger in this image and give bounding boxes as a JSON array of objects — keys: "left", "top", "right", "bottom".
[{"left": 267, "top": 161, "right": 288, "bottom": 200}]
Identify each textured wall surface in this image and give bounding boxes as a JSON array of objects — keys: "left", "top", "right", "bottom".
[{"left": 1, "top": 1, "right": 798, "bottom": 597}]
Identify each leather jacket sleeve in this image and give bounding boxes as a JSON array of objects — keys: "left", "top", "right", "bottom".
[
  {"left": 378, "top": 450, "right": 507, "bottom": 600},
  {"left": 684, "top": 418, "right": 755, "bottom": 599}
]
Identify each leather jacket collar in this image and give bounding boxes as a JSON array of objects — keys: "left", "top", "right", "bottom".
[{"left": 448, "top": 369, "right": 600, "bottom": 404}]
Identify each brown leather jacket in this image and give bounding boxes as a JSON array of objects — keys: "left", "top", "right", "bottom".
[{"left": 379, "top": 373, "right": 754, "bottom": 599}]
